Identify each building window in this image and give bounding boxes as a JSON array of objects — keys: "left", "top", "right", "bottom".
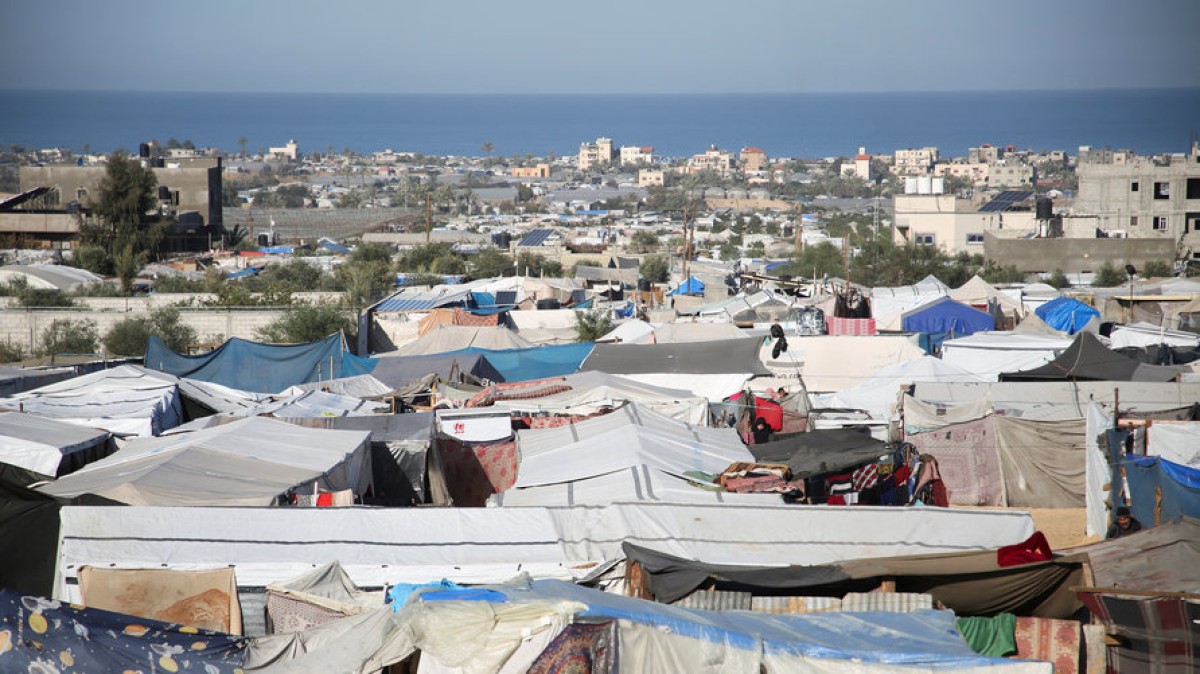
[
  {"left": 1130, "top": 216, "right": 1138, "bottom": 227},
  {"left": 915, "top": 233, "right": 935, "bottom": 246},
  {"left": 1187, "top": 178, "right": 1200, "bottom": 199},
  {"left": 966, "top": 233, "right": 984, "bottom": 244},
  {"left": 1154, "top": 182, "right": 1170, "bottom": 199},
  {"left": 1153, "top": 216, "right": 1169, "bottom": 230},
  {"left": 1131, "top": 181, "right": 1139, "bottom": 192}
]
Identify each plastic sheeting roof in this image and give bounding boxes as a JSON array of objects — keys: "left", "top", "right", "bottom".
[
  {"left": 1, "top": 364, "right": 184, "bottom": 436},
  {"left": 1035, "top": 296, "right": 1100, "bottom": 335},
  {"left": 39, "top": 416, "right": 371, "bottom": 506},
  {"left": 513, "top": 404, "right": 750, "bottom": 489},
  {"left": 0, "top": 411, "right": 110, "bottom": 476},
  {"left": 446, "top": 343, "right": 594, "bottom": 382},
  {"left": 901, "top": 297, "right": 996, "bottom": 336},
  {"left": 490, "top": 370, "right": 709, "bottom": 425},
  {"left": 1000, "top": 332, "right": 1184, "bottom": 382},
  {"left": 584, "top": 338, "right": 770, "bottom": 376},
  {"left": 392, "top": 326, "right": 533, "bottom": 356},
  {"left": 145, "top": 334, "right": 377, "bottom": 394},
  {"left": 814, "top": 356, "right": 987, "bottom": 419}
]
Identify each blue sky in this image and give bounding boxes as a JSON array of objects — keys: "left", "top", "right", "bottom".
[{"left": 4, "top": 0, "right": 1199, "bottom": 94}]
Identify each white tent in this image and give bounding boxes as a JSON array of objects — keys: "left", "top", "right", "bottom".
[
  {"left": 392, "top": 325, "right": 532, "bottom": 356},
  {"left": 940, "top": 332, "right": 1073, "bottom": 381},
  {"left": 813, "top": 356, "right": 987, "bottom": 420},
  {"left": 490, "top": 371, "right": 711, "bottom": 425},
  {"left": 949, "top": 275, "right": 1025, "bottom": 317},
  {"left": 1108, "top": 321, "right": 1200, "bottom": 349},
  {"left": 598, "top": 319, "right": 656, "bottom": 344},
  {"left": 0, "top": 364, "right": 184, "bottom": 436},
  {"left": 512, "top": 404, "right": 750, "bottom": 489},
  {"left": 766, "top": 335, "right": 925, "bottom": 393},
  {"left": 871, "top": 275, "right": 950, "bottom": 327},
  {"left": 52, "top": 502, "right": 1037, "bottom": 597},
  {"left": 38, "top": 416, "right": 371, "bottom": 506},
  {"left": 0, "top": 411, "right": 111, "bottom": 477},
  {"left": 506, "top": 308, "right": 583, "bottom": 345},
  {"left": 492, "top": 464, "right": 784, "bottom": 507}
]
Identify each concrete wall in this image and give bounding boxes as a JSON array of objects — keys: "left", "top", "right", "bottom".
[
  {"left": 0, "top": 292, "right": 347, "bottom": 353},
  {"left": 983, "top": 234, "right": 1177, "bottom": 274}
]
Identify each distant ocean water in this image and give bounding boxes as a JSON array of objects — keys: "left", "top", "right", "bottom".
[{"left": 2, "top": 88, "right": 1198, "bottom": 160}]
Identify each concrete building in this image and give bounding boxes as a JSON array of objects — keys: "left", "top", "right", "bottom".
[
  {"left": 638, "top": 169, "right": 665, "bottom": 188},
  {"left": 686, "top": 146, "right": 736, "bottom": 176},
  {"left": 740, "top": 147, "right": 768, "bottom": 174},
  {"left": 893, "top": 147, "right": 940, "bottom": 176},
  {"left": 512, "top": 164, "right": 551, "bottom": 178},
  {"left": 1072, "top": 143, "right": 1200, "bottom": 250},
  {"left": 935, "top": 160, "right": 1034, "bottom": 189},
  {"left": 619, "top": 146, "right": 655, "bottom": 166},
  {"left": 10, "top": 157, "right": 223, "bottom": 250},
  {"left": 268, "top": 140, "right": 299, "bottom": 162},
  {"left": 967, "top": 144, "right": 1003, "bottom": 164},
  {"left": 578, "top": 138, "right": 615, "bottom": 171},
  {"left": 840, "top": 147, "right": 873, "bottom": 181},
  {"left": 892, "top": 189, "right": 1037, "bottom": 255}
]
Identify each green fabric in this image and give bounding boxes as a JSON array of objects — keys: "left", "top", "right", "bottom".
[{"left": 956, "top": 612, "right": 1017, "bottom": 657}]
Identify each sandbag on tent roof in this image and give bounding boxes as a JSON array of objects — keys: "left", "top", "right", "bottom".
[
  {"left": 0, "top": 411, "right": 112, "bottom": 477},
  {"left": 392, "top": 325, "right": 533, "bottom": 356},
  {"left": 0, "top": 364, "right": 184, "bottom": 436},
  {"left": 145, "top": 333, "right": 376, "bottom": 394},
  {"left": 512, "top": 404, "right": 751, "bottom": 489},
  {"left": 901, "top": 296, "right": 996, "bottom": 336},
  {"left": 999, "top": 331, "right": 1184, "bottom": 382},
  {"left": 490, "top": 370, "right": 710, "bottom": 425},
  {"left": 39, "top": 416, "right": 371, "bottom": 506},
  {"left": 749, "top": 428, "right": 888, "bottom": 478},
  {"left": 584, "top": 337, "right": 770, "bottom": 376},
  {"left": 1035, "top": 296, "right": 1100, "bottom": 335}
]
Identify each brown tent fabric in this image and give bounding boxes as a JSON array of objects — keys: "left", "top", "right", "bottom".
[
  {"left": 993, "top": 416, "right": 1086, "bottom": 508},
  {"left": 79, "top": 566, "right": 243, "bottom": 634}
]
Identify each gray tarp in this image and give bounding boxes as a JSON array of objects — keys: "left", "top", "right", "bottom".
[
  {"left": 748, "top": 429, "right": 887, "bottom": 478},
  {"left": 583, "top": 337, "right": 771, "bottom": 375},
  {"left": 993, "top": 416, "right": 1086, "bottom": 508}
]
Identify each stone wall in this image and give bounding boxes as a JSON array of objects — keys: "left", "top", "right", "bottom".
[{"left": 983, "top": 234, "right": 1177, "bottom": 274}]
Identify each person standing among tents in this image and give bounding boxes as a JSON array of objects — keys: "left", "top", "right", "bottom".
[
  {"left": 751, "top": 417, "right": 773, "bottom": 445},
  {"left": 1106, "top": 506, "right": 1143, "bottom": 539}
]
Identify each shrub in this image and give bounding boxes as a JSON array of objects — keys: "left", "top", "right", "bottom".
[
  {"left": 37, "top": 319, "right": 99, "bottom": 357},
  {"left": 256, "top": 304, "right": 355, "bottom": 344},
  {"left": 104, "top": 306, "right": 198, "bottom": 356}
]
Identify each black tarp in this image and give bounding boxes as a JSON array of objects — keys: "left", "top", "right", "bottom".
[
  {"left": 583, "top": 338, "right": 771, "bottom": 375},
  {"left": 999, "top": 331, "right": 1184, "bottom": 382},
  {"left": 0, "top": 477, "right": 61, "bottom": 596},
  {"left": 625, "top": 542, "right": 1085, "bottom": 618},
  {"left": 748, "top": 428, "right": 886, "bottom": 477},
  {"left": 0, "top": 588, "right": 247, "bottom": 671}
]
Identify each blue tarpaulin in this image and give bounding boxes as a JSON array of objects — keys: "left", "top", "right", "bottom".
[
  {"left": 1123, "top": 455, "right": 1200, "bottom": 524},
  {"left": 445, "top": 343, "right": 594, "bottom": 382},
  {"left": 145, "top": 333, "right": 377, "bottom": 393},
  {"left": 1036, "top": 296, "right": 1099, "bottom": 335},
  {"left": 465, "top": 291, "right": 512, "bottom": 316},
  {"left": 902, "top": 297, "right": 995, "bottom": 337},
  {"left": 226, "top": 267, "right": 259, "bottom": 279},
  {"left": 371, "top": 352, "right": 505, "bottom": 386},
  {"left": 668, "top": 276, "right": 705, "bottom": 296},
  {"left": 258, "top": 245, "right": 295, "bottom": 255},
  {"left": 0, "top": 589, "right": 247, "bottom": 672}
]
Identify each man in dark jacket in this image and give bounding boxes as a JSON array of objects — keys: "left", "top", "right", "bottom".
[{"left": 1106, "top": 506, "right": 1143, "bottom": 539}]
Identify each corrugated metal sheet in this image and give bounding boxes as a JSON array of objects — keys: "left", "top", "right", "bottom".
[
  {"left": 841, "top": 592, "right": 933, "bottom": 613},
  {"left": 672, "top": 590, "right": 751, "bottom": 611},
  {"left": 750, "top": 595, "right": 843, "bottom": 614},
  {"left": 239, "top": 589, "right": 269, "bottom": 637}
]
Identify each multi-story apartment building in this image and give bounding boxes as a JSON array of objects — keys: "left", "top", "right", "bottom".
[
  {"left": 619, "top": 146, "right": 655, "bottom": 166},
  {"left": 1073, "top": 143, "right": 1200, "bottom": 246},
  {"left": 578, "top": 138, "right": 615, "bottom": 170},
  {"left": 893, "top": 147, "right": 940, "bottom": 176},
  {"left": 638, "top": 169, "right": 665, "bottom": 187},
  {"left": 686, "top": 146, "right": 736, "bottom": 176},
  {"left": 892, "top": 189, "right": 1037, "bottom": 254},
  {"left": 935, "top": 160, "right": 1034, "bottom": 189},
  {"left": 967, "top": 144, "right": 1003, "bottom": 164},
  {"left": 740, "top": 147, "right": 768, "bottom": 173}
]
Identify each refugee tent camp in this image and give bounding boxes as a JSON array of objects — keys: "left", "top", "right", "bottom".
[{"left": 38, "top": 416, "right": 371, "bottom": 506}]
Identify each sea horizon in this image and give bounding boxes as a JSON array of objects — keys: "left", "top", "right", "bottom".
[{"left": 3, "top": 87, "right": 1198, "bottom": 161}]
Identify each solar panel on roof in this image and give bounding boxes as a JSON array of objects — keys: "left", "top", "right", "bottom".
[
  {"left": 517, "top": 229, "right": 555, "bottom": 247},
  {"left": 979, "top": 190, "right": 1034, "bottom": 212}
]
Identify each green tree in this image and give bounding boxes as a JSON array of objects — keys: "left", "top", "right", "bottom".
[
  {"left": 104, "top": 306, "right": 198, "bottom": 356},
  {"left": 469, "top": 249, "right": 516, "bottom": 279},
  {"left": 397, "top": 243, "right": 457, "bottom": 272},
  {"left": 0, "top": 340, "right": 23, "bottom": 364},
  {"left": 574, "top": 308, "right": 613, "bottom": 342},
  {"left": 640, "top": 254, "right": 670, "bottom": 284},
  {"left": 2, "top": 277, "right": 76, "bottom": 307},
  {"left": 1046, "top": 269, "right": 1071, "bottom": 289},
  {"left": 1141, "top": 259, "right": 1173, "bottom": 278},
  {"left": 256, "top": 304, "right": 355, "bottom": 344},
  {"left": 718, "top": 241, "right": 740, "bottom": 261},
  {"left": 1092, "top": 261, "right": 1127, "bottom": 288},
  {"left": 77, "top": 152, "right": 165, "bottom": 290},
  {"left": 630, "top": 230, "right": 660, "bottom": 253},
  {"left": 38, "top": 319, "right": 99, "bottom": 357}
]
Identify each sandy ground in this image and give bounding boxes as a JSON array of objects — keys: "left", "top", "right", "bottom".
[{"left": 951, "top": 506, "right": 1098, "bottom": 549}]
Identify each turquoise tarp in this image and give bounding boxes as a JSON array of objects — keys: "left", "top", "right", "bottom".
[
  {"left": 1123, "top": 455, "right": 1200, "bottom": 524},
  {"left": 444, "top": 343, "right": 594, "bottom": 382},
  {"left": 145, "top": 333, "right": 376, "bottom": 393}
]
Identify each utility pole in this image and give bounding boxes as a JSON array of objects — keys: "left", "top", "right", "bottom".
[
  {"left": 794, "top": 202, "right": 804, "bottom": 257},
  {"left": 425, "top": 193, "right": 431, "bottom": 243}
]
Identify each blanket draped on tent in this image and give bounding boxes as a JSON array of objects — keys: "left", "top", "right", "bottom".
[{"left": 145, "top": 333, "right": 376, "bottom": 393}]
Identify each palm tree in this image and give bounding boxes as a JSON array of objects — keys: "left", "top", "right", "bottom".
[
  {"left": 481, "top": 141, "right": 494, "bottom": 158},
  {"left": 237, "top": 136, "right": 248, "bottom": 158}
]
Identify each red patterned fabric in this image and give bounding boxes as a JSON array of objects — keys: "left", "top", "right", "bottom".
[
  {"left": 1078, "top": 592, "right": 1200, "bottom": 673},
  {"left": 905, "top": 417, "right": 1005, "bottom": 507},
  {"left": 826, "top": 317, "right": 876, "bottom": 336},
  {"left": 1013, "top": 616, "right": 1081, "bottom": 674},
  {"left": 453, "top": 308, "right": 499, "bottom": 327},
  {"left": 436, "top": 437, "right": 518, "bottom": 507},
  {"left": 852, "top": 463, "right": 878, "bottom": 491}
]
